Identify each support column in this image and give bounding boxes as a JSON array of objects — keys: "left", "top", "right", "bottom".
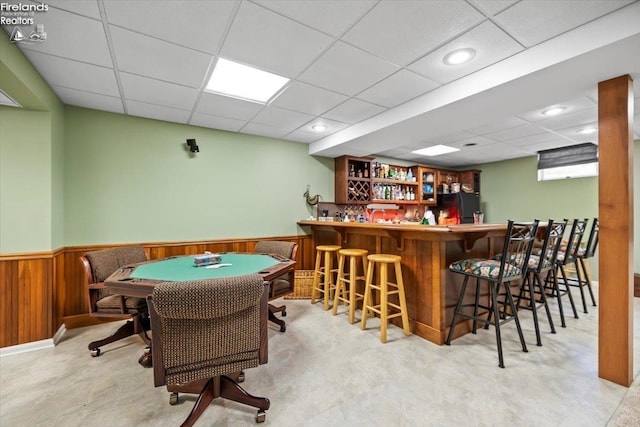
[{"left": 597, "top": 75, "right": 634, "bottom": 386}]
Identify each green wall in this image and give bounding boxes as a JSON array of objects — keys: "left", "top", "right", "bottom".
[
  {"left": 0, "top": 30, "right": 64, "bottom": 252},
  {"left": 479, "top": 140, "right": 640, "bottom": 280},
  {"left": 63, "top": 107, "right": 334, "bottom": 245}
]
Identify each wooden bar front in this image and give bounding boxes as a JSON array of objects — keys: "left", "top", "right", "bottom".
[{"left": 297, "top": 220, "right": 507, "bottom": 345}]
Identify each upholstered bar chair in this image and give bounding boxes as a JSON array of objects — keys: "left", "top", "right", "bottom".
[
  {"left": 80, "top": 246, "right": 150, "bottom": 361},
  {"left": 446, "top": 220, "right": 539, "bottom": 368},
  {"left": 148, "top": 274, "right": 270, "bottom": 425},
  {"left": 254, "top": 240, "right": 298, "bottom": 332}
]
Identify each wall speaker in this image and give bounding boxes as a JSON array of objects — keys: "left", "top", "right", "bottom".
[{"left": 186, "top": 138, "right": 199, "bottom": 153}]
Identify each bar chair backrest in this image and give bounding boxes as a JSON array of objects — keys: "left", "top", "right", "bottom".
[
  {"left": 581, "top": 218, "right": 599, "bottom": 259},
  {"left": 557, "top": 218, "right": 588, "bottom": 266},
  {"left": 533, "top": 219, "right": 568, "bottom": 274},
  {"left": 499, "top": 220, "right": 540, "bottom": 282}
]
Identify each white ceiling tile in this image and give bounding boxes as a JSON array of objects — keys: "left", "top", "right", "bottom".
[
  {"left": 251, "top": 106, "right": 315, "bottom": 133},
  {"left": 46, "top": 0, "right": 101, "bottom": 18},
  {"left": 486, "top": 124, "right": 547, "bottom": 142},
  {"left": 466, "top": 0, "right": 519, "bottom": 16},
  {"left": 270, "top": 81, "right": 348, "bottom": 116},
  {"left": 126, "top": 100, "right": 191, "bottom": 124},
  {"left": 357, "top": 70, "right": 440, "bottom": 108},
  {"left": 422, "top": 131, "right": 477, "bottom": 145},
  {"left": 190, "top": 113, "right": 246, "bottom": 133},
  {"left": 52, "top": 86, "right": 124, "bottom": 114},
  {"left": 104, "top": 0, "right": 236, "bottom": 54},
  {"left": 494, "top": 0, "right": 635, "bottom": 47},
  {"left": 409, "top": 21, "right": 524, "bottom": 84},
  {"left": 299, "top": 41, "right": 399, "bottom": 96},
  {"left": 554, "top": 121, "right": 599, "bottom": 142},
  {"left": 240, "top": 122, "right": 289, "bottom": 139},
  {"left": 283, "top": 129, "right": 323, "bottom": 143},
  {"left": 196, "top": 92, "right": 263, "bottom": 121},
  {"left": 323, "top": 98, "right": 386, "bottom": 124},
  {"left": 221, "top": 1, "right": 332, "bottom": 77},
  {"left": 119, "top": 73, "right": 198, "bottom": 111},
  {"left": 508, "top": 131, "right": 573, "bottom": 147},
  {"left": 23, "top": 50, "right": 119, "bottom": 96},
  {"left": 109, "top": 25, "right": 212, "bottom": 88},
  {"left": 254, "top": 0, "right": 375, "bottom": 37},
  {"left": 517, "top": 139, "right": 579, "bottom": 155},
  {"left": 15, "top": 7, "right": 112, "bottom": 67},
  {"left": 533, "top": 107, "right": 597, "bottom": 131},
  {"left": 465, "top": 116, "right": 529, "bottom": 135},
  {"left": 343, "top": 0, "right": 484, "bottom": 65}
]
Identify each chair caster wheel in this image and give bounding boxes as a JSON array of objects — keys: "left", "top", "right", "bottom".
[
  {"left": 169, "top": 392, "right": 179, "bottom": 405},
  {"left": 90, "top": 348, "right": 101, "bottom": 357},
  {"left": 281, "top": 310, "right": 287, "bottom": 317},
  {"left": 256, "top": 410, "right": 266, "bottom": 423},
  {"left": 279, "top": 324, "right": 286, "bottom": 333},
  {"left": 238, "top": 372, "right": 245, "bottom": 383}
]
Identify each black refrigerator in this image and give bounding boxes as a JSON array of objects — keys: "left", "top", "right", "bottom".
[{"left": 438, "top": 193, "right": 480, "bottom": 224}]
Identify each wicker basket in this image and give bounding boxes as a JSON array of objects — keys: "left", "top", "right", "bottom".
[{"left": 285, "top": 270, "right": 315, "bottom": 299}]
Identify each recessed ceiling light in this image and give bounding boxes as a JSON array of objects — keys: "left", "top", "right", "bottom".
[
  {"left": 412, "top": 144, "right": 460, "bottom": 157},
  {"left": 311, "top": 124, "right": 327, "bottom": 132},
  {"left": 206, "top": 58, "right": 289, "bottom": 104},
  {"left": 443, "top": 48, "right": 476, "bottom": 65},
  {"left": 541, "top": 106, "right": 566, "bottom": 116},
  {"left": 577, "top": 127, "right": 597, "bottom": 135}
]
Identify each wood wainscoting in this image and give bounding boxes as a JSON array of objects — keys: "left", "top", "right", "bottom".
[{"left": 0, "top": 234, "right": 314, "bottom": 349}]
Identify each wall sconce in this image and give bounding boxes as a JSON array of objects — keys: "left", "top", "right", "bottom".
[{"left": 186, "top": 138, "right": 199, "bottom": 153}]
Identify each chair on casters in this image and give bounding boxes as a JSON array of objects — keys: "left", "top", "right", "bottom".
[
  {"left": 254, "top": 240, "right": 298, "bottom": 332},
  {"left": 565, "top": 218, "right": 598, "bottom": 313},
  {"left": 310, "top": 245, "right": 341, "bottom": 311},
  {"left": 515, "top": 219, "right": 567, "bottom": 346},
  {"left": 147, "top": 274, "right": 270, "bottom": 425},
  {"left": 360, "top": 254, "right": 411, "bottom": 343},
  {"left": 333, "top": 248, "right": 368, "bottom": 324},
  {"left": 446, "top": 220, "right": 539, "bottom": 368},
  {"left": 81, "top": 246, "right": 151, "bottom": 365},
  {"left": 543, "top": 218, "right": 587, "bottom": 326}
]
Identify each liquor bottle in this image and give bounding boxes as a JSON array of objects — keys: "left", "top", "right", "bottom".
[{"left": 350, "top": 164, "right": 355, "bottom": 177}]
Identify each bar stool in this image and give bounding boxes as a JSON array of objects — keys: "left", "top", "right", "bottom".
[
  {"left": 360, "top": 254, "right": 411, "bottom": 343},
  {"left": 310, "top": 245, "right": 341, "bottom": 310},
  {"left": 332, "top": 248, "right": 368, "bottom": 324}
]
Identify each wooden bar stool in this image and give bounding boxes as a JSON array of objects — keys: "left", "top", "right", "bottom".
[
  {"left": 360, "top": 254, "right": 411, "bottom": 343},
  {"left": 332, "top": 248, "right": 368, "bottom": 324},
  {"left": 310, "top": 245, "right": 341, "bottom": 311}
]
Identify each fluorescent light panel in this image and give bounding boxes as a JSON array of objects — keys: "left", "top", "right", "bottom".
[
  {"left": 412, "top": 144, "right": 460, "bottom": 156},
  {"left": 206, "top": 58, "right": 289, "bottom": 103}
]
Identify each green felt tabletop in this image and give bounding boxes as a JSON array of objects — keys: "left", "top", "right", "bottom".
[{"left": 130, "top": 253, "right": 280, "bottom": 282}]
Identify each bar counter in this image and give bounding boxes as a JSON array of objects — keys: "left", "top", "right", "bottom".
[{"left": 297, "top": 219, "right": 508, "bottom": 345}]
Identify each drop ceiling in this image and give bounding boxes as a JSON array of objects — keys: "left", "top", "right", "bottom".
[{"left": 2, "top": 0, "right": 639, "bottom": 167}]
